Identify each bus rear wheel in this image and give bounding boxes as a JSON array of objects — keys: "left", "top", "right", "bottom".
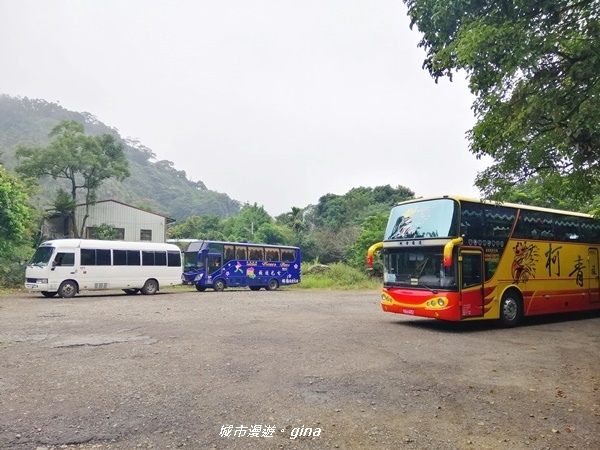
[
  {"left": 266, "top": 279, "right": 279, "bottom": 291},
  {"left": 58, "top": 280, "right": 77, "bottom": 298},
  {"left": 141, "top": 279, "right": 158, "bottom": 295},
  {"left": 195, "top": 285, "right": 207, "bottom": 292},
  {"left": 500, "top": 291, "right": 523, "bottom": 327},
  {"left": 213, "top": 279, "right": 226, "bottom": 292}
]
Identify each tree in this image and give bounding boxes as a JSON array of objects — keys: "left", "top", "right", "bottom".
[
  {"left": 347, "top": 213, "right": 388, "bottom": 274},
  {"left": 167, "top": 214, "right": 226, "bottom": 240},
  {"left": 0, "top": 166, "right": 35, "bottom": 286},
  {"left": 0, "top": 166, "right": 31, "bottom": 242},
  {"left": 404, "top": 0, "right": 600, "bottom": 199},
  {"left": 224, "top": 203, "right": 273, "bottom": 242},
  {"left": 16, "top": 120, "right": 130, "bottom": 237},
  {"left": 91, "top": 223, "right": 119, "bottom": 240},
  {"left": 254, "top": 223, "right": 293, "bottom": 245}
]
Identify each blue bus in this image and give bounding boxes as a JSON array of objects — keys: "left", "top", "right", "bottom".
[{"left": 181, "top": 240, "right": 301, "bottom": 292}]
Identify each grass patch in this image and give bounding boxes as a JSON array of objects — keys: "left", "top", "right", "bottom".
[
  {"left": 0, "top": 287, "right": 27, "bottom": 297},
  {"left": 291, "top": 262, "right": 382, "bottom": 290}
]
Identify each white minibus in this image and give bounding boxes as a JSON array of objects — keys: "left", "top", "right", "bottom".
[{"left": 25, "top": 239, "right": 182, "bottom": 298}]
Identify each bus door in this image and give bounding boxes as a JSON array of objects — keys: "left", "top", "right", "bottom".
[
  {"left": 588, "top": 248, "right": 599, "bottom": 303},
  {"left": 50, "top": 251, "right": 77, "bottom": 286},
  {"left": 459, "top": 250, "right": 485, "bottom": 318},
  {"left": 207, "top": 253, "right": 222, "bottom": 277}
]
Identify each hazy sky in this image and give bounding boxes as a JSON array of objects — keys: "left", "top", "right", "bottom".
[{"left": 1, "top": 0, "right": 490, "bottom": 216}]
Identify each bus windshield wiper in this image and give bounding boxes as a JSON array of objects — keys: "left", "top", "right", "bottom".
[{"left": 419, "top": 281, "right": 438, "bottom": 294}]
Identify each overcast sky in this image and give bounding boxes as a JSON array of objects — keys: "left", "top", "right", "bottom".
[{"left": 1, "top": 0, "right": 490, "bottom": 216}]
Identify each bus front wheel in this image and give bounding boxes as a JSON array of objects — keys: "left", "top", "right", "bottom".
[
  {"left": 58, "top": 281, "right": 77, "bottom": 298},
  {"left": 249, "top": 286, "right": 261, "bottom": 291},
  {"left": 266, "top": 279, "right": 279, "bottom": 291},
  {"left": 195, "top": 285, "right": 207, "bottom": 292},
  {"left": 41, "top": 291, "right": 57, "bottom": 298},
  {"left": 141, "top": 279, "right": 159, "bottom": 295},
  {"left": 213, "top": 279, "right": 226, "bottom": 292},
  {"left": 123, "top": 289, "right": 139, "bottom": 295},
  {"left": 500, "top": 291, "right": 523, "bottom": 327}
]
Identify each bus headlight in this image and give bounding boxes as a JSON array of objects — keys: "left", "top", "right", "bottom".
[
  {"left": 36, "top": 278, "right": 48, "bottom": 284},
  {"left": 426, "top": 297, "right": 447, "bottom": 308},
  {"left": 381, "top": 292, "right": 393, "bottom": 303},
  {"left": 194, "top": 273, "right": 204, "bottom": 282}
]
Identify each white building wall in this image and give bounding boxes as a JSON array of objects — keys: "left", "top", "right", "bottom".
[{"left": 74, "top": 201, "right": 167, "bottom": 243}]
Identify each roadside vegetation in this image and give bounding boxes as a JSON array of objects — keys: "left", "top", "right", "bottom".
[{"left": 291, "top": 263, "right": 381, "bottom": 290}]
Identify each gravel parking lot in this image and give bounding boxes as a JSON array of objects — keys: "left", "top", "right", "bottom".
[{"left": 1, "top": 288, "right": 599, "bottom": 450}]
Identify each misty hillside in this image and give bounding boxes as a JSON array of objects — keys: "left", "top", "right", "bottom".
[{"left": 0, "top": 95, "right": 240, "bottom": 220}]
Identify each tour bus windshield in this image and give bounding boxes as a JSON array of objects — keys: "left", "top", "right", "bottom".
[
  {"left": 28, "top": 246, "right": 54, "bottom": 266},
  {"left": 183, "top": 251, "right": 204, "bottom": 270},
  {"left": 385, "top": 199, "right": 458, "bottom": 240},
  {"left": 384, "top": 246, "right": 456, "bottom": 290}
]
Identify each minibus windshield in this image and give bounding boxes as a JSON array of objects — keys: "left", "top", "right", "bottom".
[{"left": 28, "top": 247, "right": 54, "bottom": 266}]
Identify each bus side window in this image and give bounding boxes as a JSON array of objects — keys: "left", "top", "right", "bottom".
[
  {"left": 224, "top": 245, "right": 235, "bottom": 262},
  {"left": 54, "top": 252, "right": 75, "bottom": 267},
  {"left": 235, "top": 246, "right": 247, "bottom": 260}
]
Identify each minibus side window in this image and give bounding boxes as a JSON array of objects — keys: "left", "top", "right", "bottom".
[{"left": 54, "top": 252, "right": 75, "bottom": 267}]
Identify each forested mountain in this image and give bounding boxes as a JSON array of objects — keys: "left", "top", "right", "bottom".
[{"left": 0, "top": 95, "right": 240, "bottom": 220}]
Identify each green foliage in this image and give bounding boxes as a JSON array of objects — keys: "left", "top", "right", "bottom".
[
  {"left": 254, "top": 223, "right": 293, "bottom": 245},
  {"left": 168, "top": 214, "right": 226, "bottom": 240},
  {"left": 0, "top": 166, "right": 31, "bottom": 241},
  {"left": 91, "top": 223, "right": 119, "bottom": 240},
  {"left": 308, "top": 185, "right": 414, "bottom": 229},
  {"left": 16, "top": 120, "right": 131, "bottom": 237},
  {"left": 404, "top": 0, "right": 600, "bottom": 200},
  {"left": 0, "top": 166, "right": 35, "bottom": 287},
  {"left": 224, "top": 203, "right": 274, "bottom": 242},
  {"left": 292, "top": 263, "right": 382, "bottom": 290},
  {"left": 488, "top": 173, "right": 588, "bottom": 211},
  {"left": 347, "top": 213, "right": 388, "bottom": 272}
]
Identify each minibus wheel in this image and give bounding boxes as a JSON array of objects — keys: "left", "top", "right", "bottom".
[
  {"left": 266, "top": 279, "right": 279, "bottom": 291},
  {"left": 123, "top": 289, "right": 139, "bottom": 295},
  {"left": 213, "top": 279, "right": 226, "bottom": 292},
  {"left": 41, "top": 291, "right": 57, "bottom": 298},
  {"left": 141, "top": 279, "right": 159, "bottom": 295},
  {"left": 58, "top": 280, "right": 77, "bottom": 298}
]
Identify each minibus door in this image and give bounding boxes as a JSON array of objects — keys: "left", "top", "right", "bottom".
[
  {"left": 50, "top": 251, "right": 76, "bottom": 287},
  {"left": 459, "top": 250, "right": 485, "bottom": 318}
]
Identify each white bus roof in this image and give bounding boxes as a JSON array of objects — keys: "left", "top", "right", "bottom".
[{"left": 39, "top": 239, "right": 181, "bottom": 250}]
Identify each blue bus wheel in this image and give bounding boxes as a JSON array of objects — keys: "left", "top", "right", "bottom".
[
  {"left": 266, "top": 279, "right": 279, "bottom": 291},
  {"left": 213, "top": 279, "right": 226, "bottom": 292}
]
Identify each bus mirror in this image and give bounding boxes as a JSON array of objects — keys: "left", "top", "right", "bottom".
[
  {"left": 367, "top": 242, "right": 383, "bottom": 267},
  {"left": 443, "top": 237, "right": 463, "bottom": 267}
]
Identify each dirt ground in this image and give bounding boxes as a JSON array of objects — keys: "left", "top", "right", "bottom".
[{"left": 0, "top": 288, "right": 599, "bottom": 450}]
